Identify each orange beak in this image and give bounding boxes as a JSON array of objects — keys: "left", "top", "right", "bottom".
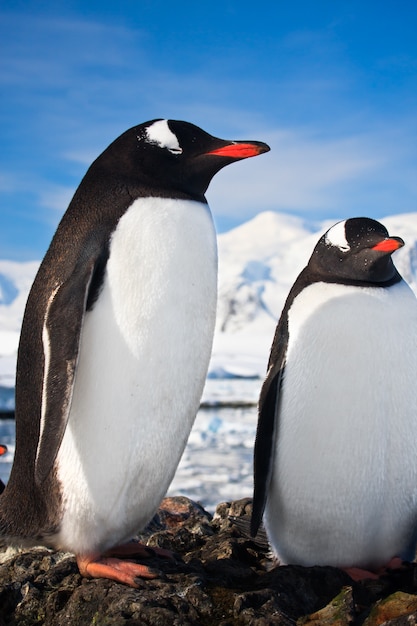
[
  {"left": 372, "top": 237, "right": 404, "bottom": 253},
  {"left": 207, "top": 142, "right": 270, "bottom": 159}
]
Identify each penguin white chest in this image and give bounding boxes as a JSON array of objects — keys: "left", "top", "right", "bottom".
[
  {"left": 265, "top": 280, "right": 417, "bottom": 569},
  {"left": 55, "top": 197, "right": 217, "bottom": 554}
]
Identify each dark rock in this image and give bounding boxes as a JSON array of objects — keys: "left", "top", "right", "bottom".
[{"left": 0, "top": 497, "right": 417, "bottom": 625}]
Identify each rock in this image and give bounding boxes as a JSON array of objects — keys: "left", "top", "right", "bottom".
[
  {"left": 0, "top": 497, "right": 417, "bottom": 625},
  {"left": 299, "top": 586, "right": 355, "bottom": 625},
  {"left": 363, "top": 591, "right": 417, "bottom": 625}
]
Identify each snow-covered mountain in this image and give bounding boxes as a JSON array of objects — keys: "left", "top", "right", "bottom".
[{"left": 1, "top": 211, "right": 417, "bottom": 403}]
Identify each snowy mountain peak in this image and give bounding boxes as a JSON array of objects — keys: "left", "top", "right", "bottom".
[{"left": 218, "top": 210, "right": 312, "bottom": 265}]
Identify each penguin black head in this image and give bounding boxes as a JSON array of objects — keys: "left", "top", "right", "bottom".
[
  {"left": 309, "top": 217, "right": 404, "bottom": 285},
  {"left": 91, "top": 119, "right": 270, "bottom": 201}
]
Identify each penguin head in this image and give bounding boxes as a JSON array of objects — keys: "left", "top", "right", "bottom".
[
  {"left": 94, "top": 119, "right": 270, "bottom": 200},
  {"left": 309, "top": 217, "right": 404, "bottom": 284}
]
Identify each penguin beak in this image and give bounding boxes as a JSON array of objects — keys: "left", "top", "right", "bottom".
[
  {"left": 206, "top": 141, "right": 270, "bottom": 159},
  {"left": 372, "top": 237, "right": 405, "bottom": 253}
]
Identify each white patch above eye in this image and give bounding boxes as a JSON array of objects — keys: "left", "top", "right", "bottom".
[
  {"left": 145, "top": 120, "right": 183, "bottom": 154},
  {"left": 325, "top": 220, "right": 350, "bottom": 251}
]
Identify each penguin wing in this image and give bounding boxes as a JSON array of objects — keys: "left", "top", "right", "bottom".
[
  {"left": 251, "top": 318, "right": 288, "bottom": 537},
  {"left": 34, "top": 257, "right": 97, "bottom": 484}
]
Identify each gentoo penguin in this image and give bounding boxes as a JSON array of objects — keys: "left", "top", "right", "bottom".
[
  {"left": 251, "top": 217, "right": 417, "bottom": 579},
  {"left": 0, "top": 119, "right": 269, "bottom": 587}
]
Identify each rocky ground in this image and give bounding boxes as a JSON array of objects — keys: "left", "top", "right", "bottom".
[{"left": 1, "top": 497, "right": 417, "bottom": 625}]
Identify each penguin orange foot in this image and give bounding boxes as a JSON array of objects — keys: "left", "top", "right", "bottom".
[
  {"left": 77, "top": 541, "right": 174, "bottom": 586},
  {"left": 343, "top": 567, "right": 379, "bottom": 581},
  {"left": 77, "top": 554, "right": 158, "bottom": 587},
  {"left": 343, "top": 557, "right": 405, "bottom": 581}
]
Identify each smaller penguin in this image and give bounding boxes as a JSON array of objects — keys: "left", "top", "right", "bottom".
[{"left": 251, "top": 217, "right": 417, "bottom": 579}]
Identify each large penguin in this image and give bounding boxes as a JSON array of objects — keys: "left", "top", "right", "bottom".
[
  {"left": 251, "top": 217, "right": 417, "bottom": 579},
  {"left": 0, "top": 119, "right": 269, "bottom": 587}
]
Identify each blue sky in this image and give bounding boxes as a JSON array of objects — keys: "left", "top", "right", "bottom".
[{"left": 1, "top": 0, "right": 416, "bottom": 260}]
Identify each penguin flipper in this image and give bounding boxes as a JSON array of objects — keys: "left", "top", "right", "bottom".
[
  {"left": 34, "top": 258, "right": 96, "bottom": 485},
  {"left": 251, "top": 316, "right": 288, "bottom": 538},
  {"left": 251, "top": 364, "right": 284, "bottom": 537}
]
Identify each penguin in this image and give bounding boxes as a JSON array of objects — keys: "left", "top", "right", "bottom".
[
  {"left": 0, "top": 119, "right": 270, "bottom": 587},
  {"left": 251, "top": 217, "right": 417, "bottom": 579}
]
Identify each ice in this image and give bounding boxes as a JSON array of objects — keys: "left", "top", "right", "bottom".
[{"left": 167, "top": 405, "right": 257, "bottom": 511}]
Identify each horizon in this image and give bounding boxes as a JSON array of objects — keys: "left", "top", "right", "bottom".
[{"left": 1, "top": 1, "right": 416, "bottom": 261}]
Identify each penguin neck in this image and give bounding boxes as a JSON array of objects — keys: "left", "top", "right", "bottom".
[
  {"left": 68, "top": 167, "right": 209, "bottom": 227},
  {"left": 112, "top": 165, "right": 211, "bottom": 205},
  {"left": 292, "top": 266, "right": 403, "bottom": 300}
]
